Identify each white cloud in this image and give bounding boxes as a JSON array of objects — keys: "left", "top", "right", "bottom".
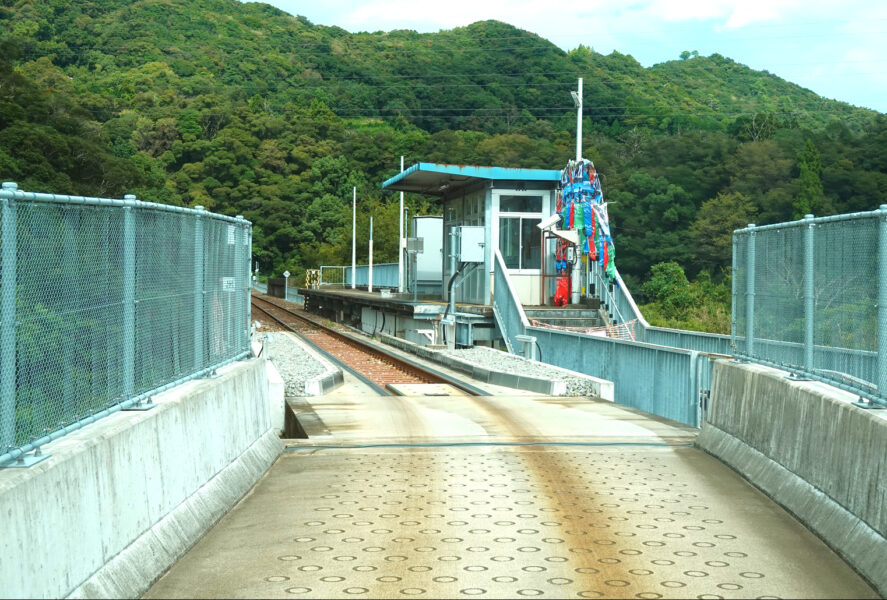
[{"left": 723, "top": 0, "right": 794, "bottom": 28}]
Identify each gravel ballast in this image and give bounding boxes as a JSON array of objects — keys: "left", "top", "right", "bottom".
[
  {"left": 440, "top": 346, "right": 604, "bottom": 397},
  {"left": 261, "top": 332, "right": 337, "bottom": 396}
]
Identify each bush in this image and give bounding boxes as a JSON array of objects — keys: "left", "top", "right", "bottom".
[{"left": 639, "top": 262, "right": 731, "bottom": 334}]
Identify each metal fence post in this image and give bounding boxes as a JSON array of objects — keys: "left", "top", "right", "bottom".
[
  {"left": 122, "top": 195, "right": 136, "bottom": 397},
  {"left": 804, "top": 214, "right": 815, "bottom": 371},
  {"left": 745, "top": 224, "right": 756, "bottom": 358},
  {"left": 235, "top": 215, "right": 248, "bottom": 352},
  {"left": 879, "top": 205, "right": 887, "bottom": 399},
  {"left": 246, "top": 221, "right": 253, "bottom": 350},
  {"left": 194, "top": 206, "right": 205, "bottom": 370},
  {"left": 1, "top": 184, "right": 18, "bottom": 447},
  {"left": 730, "top": 232, "right": 738, "bottom": 350}
]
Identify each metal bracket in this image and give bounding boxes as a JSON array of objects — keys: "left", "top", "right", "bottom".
[
  {"left": 852, "top": 396, "right": 886, "bottom": 410},
  {"left": 123, "top": 397, "right": 156, "bottom": 411},
  {"left": 785, "top": 372, "right": 811, "bottom": 382},
  {"left": 203, "top": 369, "right": 221, "bottom": 379},
  {"left": 2, "top": 445, "right": 50, "bottom": 468}
]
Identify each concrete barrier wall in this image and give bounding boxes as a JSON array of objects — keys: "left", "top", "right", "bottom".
[
  {"left": 697, "top": 360, "right": 887, "bottom": 594},
  {"left": 0, "top": 359, "right": 282, "bottom": 599}
]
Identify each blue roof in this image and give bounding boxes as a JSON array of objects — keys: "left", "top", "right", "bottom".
[{"left": 381, "top": 162, "right": 561, "bottom": 195}]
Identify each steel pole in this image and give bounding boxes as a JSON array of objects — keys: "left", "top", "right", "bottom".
[
  {"left": 745, "top": 224, "right": 756, "bottom": 358},
  {"left": 0, "top": 184, "right": 17, "bottom": 447},
  {"left": 351, "top": 187, "right": 356, "bottom": 289},
  {"left": 804, "top": 214, "right": 815, "bottom": 371},
  {"left": 368, "top": 216, "right": 374, "bottom": 293},
  {"left": 194, "top": 207, "right": 205, "bottom": 370},
  {"left": 731, "top": 232, "right": 738, "bottom": 350},
  {"left": 879, "top": 205, "right": 887, "bottom": 399},
  {"left": 576, "top": 78, "right": 583, "bottom": 162},
  {"left": 398, "top": 156, "right": 404, "bottom": 293},
  {"left": 122, "top": 195, "right": 137, "bottom": 397}
]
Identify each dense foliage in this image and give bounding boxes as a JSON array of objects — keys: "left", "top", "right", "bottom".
[{"left": 2, "top": 0, "right": 885, "bottom": 332}]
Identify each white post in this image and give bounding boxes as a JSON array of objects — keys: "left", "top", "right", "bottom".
[
  {"left": 398, "top": 156, "right": 405, "bottom": 294},
  {"left": 283, "top": 270, "right": 290, "bottom": 301},
  {"left": 368, "top": 216, "right": 374, "bottom": 293},
  {"left": 576, "top": 77, "right": 583, "bottom": 162},
  {"left": 351, "top": 186, "right": 356, "bottom": 290},
  {"left": 571, "top": 78, "right": 583, "bottom": 304}
]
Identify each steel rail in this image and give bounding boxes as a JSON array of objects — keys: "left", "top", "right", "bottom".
[
  {"left": 251, "top": 295, "right": 490, "bottom": 397},
  {"left": 251, "top": 299, "right": 391, "bottom": 395}
]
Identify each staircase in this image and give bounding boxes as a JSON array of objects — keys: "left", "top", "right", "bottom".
[{"left": 524, "top": 301, "right": 605, "bottom": 330}]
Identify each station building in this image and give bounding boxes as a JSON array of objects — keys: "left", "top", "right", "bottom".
[{"left": 299, "top": 162, "right": 604, "bottom": 347}]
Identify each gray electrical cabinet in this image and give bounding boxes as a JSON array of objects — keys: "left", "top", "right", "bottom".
[{"left": 458, "top": 226, "right": 485, "bottom": 263}]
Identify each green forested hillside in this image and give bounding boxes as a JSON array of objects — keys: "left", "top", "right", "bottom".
[{"left": 1, "top": 0, "right": 885, "bottom": 331}]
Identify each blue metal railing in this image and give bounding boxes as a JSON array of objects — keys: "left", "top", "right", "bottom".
[
  {"left": 320, "top": 263, "right": 400, "bottom": 289},
  {"left": 492, "top": 249, "right": 530, "bottom": 354},
  {"left": 494, "top": 250, "right": 709, "bottom": 426},
  {"left": 589, "top": 259, "right": 732, "bottom": 354}
]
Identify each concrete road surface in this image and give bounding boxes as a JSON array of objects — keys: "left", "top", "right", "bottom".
[{"left": 145, "top": 378, "right": 877, "bottom": 599}]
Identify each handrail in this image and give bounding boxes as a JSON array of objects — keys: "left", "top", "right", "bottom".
[
  {"left": 493, "top": 248, "right": 530, "bottom": 328},
  {"left": 0, "top": 183, "right": 247, "bottom": 224}
]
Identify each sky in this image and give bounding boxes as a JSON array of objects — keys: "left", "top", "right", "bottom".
[{"left": 242, "top": 0, "right": 887, "bottom": 114}]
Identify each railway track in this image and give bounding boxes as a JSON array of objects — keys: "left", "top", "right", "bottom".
[{"left": 251, "top": 294, "right": 488, "bottom": 396}]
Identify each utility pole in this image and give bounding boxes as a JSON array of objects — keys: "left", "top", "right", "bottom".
[
  {"left": 351, "top": 186, "right": 356, "bottom": 290},
  {"left": 398, "top": 156, "right": 405, "bottom": 294},
  {"left": 570, "top": 78, "right": 583, "bottom": 304},
  {"left": 572, "top": 78, "right": 583, "bottom": 162}
]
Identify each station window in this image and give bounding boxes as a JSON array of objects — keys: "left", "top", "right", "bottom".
[
  {"left": 499, "top": 193, "right": 544, "bottom": 271},
  {"left": 499, "top": 195, "right": 543, "bottom": 213},
  {"left": 499, "top": 216, "right": 542, "bottom": 270}
]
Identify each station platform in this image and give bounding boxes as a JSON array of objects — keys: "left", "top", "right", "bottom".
[
  {"left": 298, "top": 286, "right": 492, "bottom": 318},
  {"left": 296, "top": 286, "right": 496, "bottom": 347}
]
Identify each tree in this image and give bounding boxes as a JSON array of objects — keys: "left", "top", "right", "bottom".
[
  {"left": 642, "top": 262, "right": 693, "bottom": 320},
  {"left": 794, "top": 138, "right": 825, "bottom": 218},
  {"left": 690, "top": 192, "right": 757, "bottom": 272}
]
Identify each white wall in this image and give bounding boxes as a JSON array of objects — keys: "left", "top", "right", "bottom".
[{"left": 511, "top": 273, "right": 542, "bottom": 306}]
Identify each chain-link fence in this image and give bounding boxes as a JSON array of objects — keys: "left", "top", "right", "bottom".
[
  {"left": 0, "top": 183, "right": 252, "bottom": 466},
  {"left": 732, "top": 207, "right": 886, "bottom": 405}
]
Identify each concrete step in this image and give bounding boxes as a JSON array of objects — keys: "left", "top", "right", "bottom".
[
  {"left": 527, "top": 317, "right": 603, "bottom": 328},
  {"left": 524, "top": 308, "right": 602, "bottom": 319}
]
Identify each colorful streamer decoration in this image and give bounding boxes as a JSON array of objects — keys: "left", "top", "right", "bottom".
[{"left": 558, "top": 159, "right": 616, "bottom": 282}]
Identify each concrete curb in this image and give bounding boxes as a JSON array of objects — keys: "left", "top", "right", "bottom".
[
  {"left": 304, "top": 369, "right": 345, "bottom": 396},
  {"left": 279, "top": 332, "right": 344, "bottom": 396},
  {"left": 67, "top": 429, "right": 283, "bottom": 599},
  {"left": 379, "top": 333, "right": 609, "bottom": 398},
  {"left": 697, "top": 425, "right": 887, "bottom": 596}
]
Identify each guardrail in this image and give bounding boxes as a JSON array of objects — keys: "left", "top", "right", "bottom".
[
  {"left": 589, "top": 258, "right": 732, "bottom": 354},
  {"left": 320, "top": 263, "right": 400, "bottom": 289},
  {"left": 733, "top": 207, "right": 887, "bottom": 405},
  {"left": 494, "top": 249, "right": 709, "bottom": 426},
  {"left": 0, "top": 183, "right": 252, "bottom": 466},
  {"left": 492, "top": 249, "right": 530, "bottom": 354}
]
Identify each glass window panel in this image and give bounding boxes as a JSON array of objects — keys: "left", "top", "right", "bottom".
[
  {"left": 521, "top": 218, "right": 542, "bottom": 270},
  {"left": 500, "top": 195, "right": 542, "bottom": 213},
  {"left": 499, "top": 217, "right": 520, "bottom": 269}
]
